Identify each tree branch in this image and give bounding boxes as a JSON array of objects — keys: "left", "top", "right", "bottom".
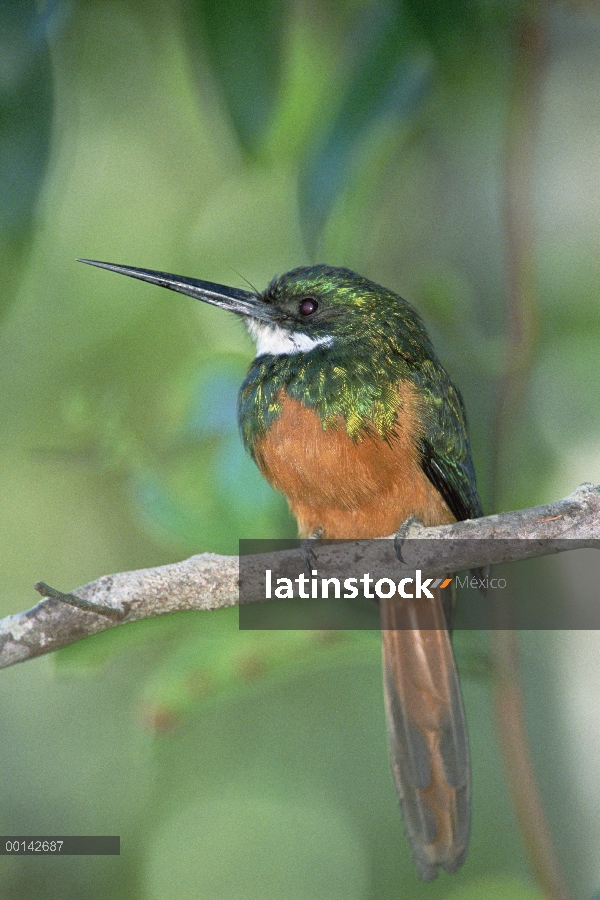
[{"left": 1, "top": 482, "right": 598, "bottom": 671}]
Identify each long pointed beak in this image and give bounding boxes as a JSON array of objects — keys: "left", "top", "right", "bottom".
[{"left": 77, "top": 259, "right": 273, "bottom": 322}]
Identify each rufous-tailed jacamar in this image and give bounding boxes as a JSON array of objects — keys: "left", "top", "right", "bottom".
[{"left": 79, "top": 259, "right": 483, "bottom": 879}]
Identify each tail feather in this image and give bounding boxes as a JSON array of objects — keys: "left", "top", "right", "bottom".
[{"left": 380, "top": 588, "right": 470, "bottom": 880}]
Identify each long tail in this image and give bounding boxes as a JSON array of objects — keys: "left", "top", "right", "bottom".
[{"left": 380, "top": 588, "right": 470, "bottom": 880}]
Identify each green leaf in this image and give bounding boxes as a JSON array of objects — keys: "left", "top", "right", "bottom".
[
  {"left": 299, "top": 0, "right": 433, "bottom": 250},
  {"left": 0, "top": 0, "right": 59, "bottom": 237},
  {"left": 182, "top": 0, "right": 284, "bottom": 155},
  {"left": 403, "top": 0, "right": 520, "bottom": 62},
  {"left": 0, "top": 0, "right": 69, "bottom": 322}
]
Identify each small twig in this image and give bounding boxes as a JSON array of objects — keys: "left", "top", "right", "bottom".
[{"left": 34, "top": 582, "right": 127, "bottom": 621}]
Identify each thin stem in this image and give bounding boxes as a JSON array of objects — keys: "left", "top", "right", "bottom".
[
  {"left": 491, "top": 6, "right": 572, "bottom": 900},
  {"left": 490, "top": 6, "right": 546, "bottom": 509},
  {"left": 494, "top": 633, "right": 571, "bottom": 900}
]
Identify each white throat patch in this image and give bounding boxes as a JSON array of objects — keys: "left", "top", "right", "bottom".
[{"left": 247, "top": 320, "right": 334, "bottom": 357}]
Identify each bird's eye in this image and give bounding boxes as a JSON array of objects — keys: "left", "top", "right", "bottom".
[{"left": 299, "top": 298, "right": 318, "bottom": 316}]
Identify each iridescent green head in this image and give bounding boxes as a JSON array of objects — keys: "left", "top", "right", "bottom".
[{"left": 252, "top": 264, "right": 434, "bottom": 356}]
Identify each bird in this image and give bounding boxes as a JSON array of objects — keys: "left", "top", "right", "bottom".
[{"left": 79, "top": 258, "right": 483, "bottom": 879}]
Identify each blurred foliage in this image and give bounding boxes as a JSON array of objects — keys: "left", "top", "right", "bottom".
[
  {"left": 2, "top": 0, "right": 600, "bottom": 898},
  {"left": 0, "top": 0, "right": 53, "bottom": 237},
  {"left": 182, "top": 0, "right": 284, "bottom": 154},
  {"left": 299, "top": 0, "right": 434, "bottom": 246},
  {"left": 0, "top": 0, "right": 65, "bottom": 319}
]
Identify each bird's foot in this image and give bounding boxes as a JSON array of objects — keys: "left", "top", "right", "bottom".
[
  {"left": 34, "top": 582, "right": 127, "bottom": 620},
  {"left": 301, "top": 527, "right": 323, "bottom": 578},
  {"left": 394, "top": 515, "right": 423, "bottom": 563}
]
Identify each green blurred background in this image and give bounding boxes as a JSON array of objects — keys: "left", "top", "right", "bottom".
[{"left": 1, "top": 0, "right": 600, "bottom": 897}]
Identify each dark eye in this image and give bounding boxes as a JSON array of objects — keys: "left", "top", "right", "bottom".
[{"left": 299, "top": 298, "right": 318, "bottom": 316}]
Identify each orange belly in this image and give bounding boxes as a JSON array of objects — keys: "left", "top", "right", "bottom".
[{"left": 253, "top": 387, "right": 454, "bottom": 538}]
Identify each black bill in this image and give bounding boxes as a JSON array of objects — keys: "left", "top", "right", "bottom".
[{"left": 77, "top": 259, "right": 273, "bottom": 322}]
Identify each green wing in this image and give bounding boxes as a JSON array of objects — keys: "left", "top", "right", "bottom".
[{"left": 415, "top": 365, "right": 483, "bottom": 523}]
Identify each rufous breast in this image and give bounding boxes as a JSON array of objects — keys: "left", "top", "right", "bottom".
[{"left": 253, "top": 383, "right": 454, "bottom": 538}]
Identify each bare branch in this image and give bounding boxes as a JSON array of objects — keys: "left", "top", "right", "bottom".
[{"left": 1, "top": 482, "right": 598, "bottom": 671}]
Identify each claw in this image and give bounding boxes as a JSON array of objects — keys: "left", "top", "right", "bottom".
[
  {"left": 394, "top": 515, "right": 422, "bottom": 564},
  {"left": 301, "top": 527, "right": 323, "bottom": 578}
]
